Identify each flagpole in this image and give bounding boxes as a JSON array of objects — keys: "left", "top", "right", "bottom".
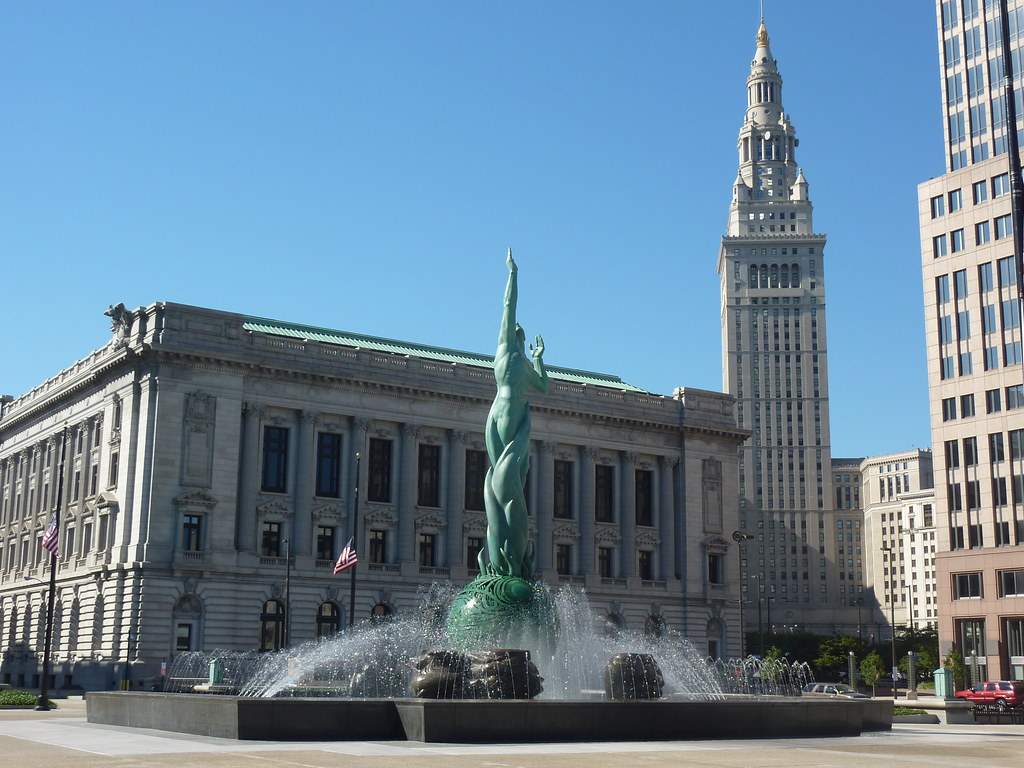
[
  {"left": 283, "top": 537, "right": 291, "bottom": 649},
  {"left": 36, "top": 426, "right": 67, "bottom": 711},
  {"left": 349, "top": 452, "right": 361, "bottom": 629}
]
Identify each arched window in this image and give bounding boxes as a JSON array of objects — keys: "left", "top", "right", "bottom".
[
  {"left": 749, "top": 265, "right": 758, "bottom": 286},
  {"left": 316, "top": 602, "right": 341, "bottom": 640},
  {"left": 791, "top": 263, "right": 801, "bottom": 287},
  {"left": 760, "top": 264, "right": 769, "bottom": 289},
  {"left": 173, "top": 594, "right": 203, "bottom": 655},
  {"left": 770, "top": 265, "right": 779, "bottom": 288},
  {"left": 259, "top": 600, "right": 285, "bottom": 652},
  {"left": 781, "top": 264, "right": 789, "bottom": 288},
  {"left": 370, "top": 602, "right": 393, "bottom": 623}
]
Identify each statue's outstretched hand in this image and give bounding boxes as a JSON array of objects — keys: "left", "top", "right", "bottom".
[
  {"left": 533, "top": 334, "right": 544, "bottom": 359},
  {"left": 507, "top": 248, "right": 517, "bottom": 273}
]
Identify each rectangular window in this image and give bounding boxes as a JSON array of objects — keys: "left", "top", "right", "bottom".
[
  {"left": 556, "top": 543, "right": 571, "bottom": 575},
  {"left": 937, "top": 274, "right": 951, "bottom": 303},
  {"left": 368, "top": 438, "right": 392, "bottom": 503},
  {"left": 89, "top": 464, "right": 98, "bottom": 497},
  {"left": 466, "top": 536, "right": 482, "bottom": 570},
  {"left": 708, "top": 553, "right": 725, "bottom": 585},
  {"left": 261, "top": 521, "right": 281, "bottom": 557},
  {"left": 996, "top": 520, "right": 1011, "bottom": 545},
  {"left": 999, "top": 569, "right": 1024, "bottom": 597},
  {"left": 369, "top": 529, "right": 386, "bottom": 564},
  {"left": 176, "top": 623, "right": 193, "bottom": 653},
  {"left": 465, "top": 449, "right": 487, "bottom": 512},
  {"left": 994, "top": 173, "right": 1011, "bottom": 197},
  {"left": 1006, "top": 342, "right": 1023, "bottom": 366},
  {"left": 98, "top": 514, "right": 109, "bottom": 552},
  {"left": 958, "top": 311, "right": 971, "bottom": 339},
  {"left": 939, "top": 315, "right": 954, "bottom": 344},
  {"left": 993, "top": 476, "right": 1009, "bottom": 506},
  {"left": 954, "top": 572, "right": 982, "bottom": 599},
  {"left": 1008, "top": 385, "right": 1024, "bottom": 409},
  {"left": 955, "top": 269, "right": 968, "bottom": 297},
  {"left": 598, "top": 546, "right": 614, "bottom": 577},
  {"left": 316, "top": 526, "right": 334, "bottom": 561},
  {"left": 983, "top": 303, "right": 997, "bottom": 333},
  {"left": 417, "top": 444, "right": 441, "bottom": 507},
  {"left": 933, "top": 234, "right": 948, "bottom": 258},
  {"left": 986, "top": 388, "right": 1002, "bottom": 413},
  {"left": 995, "top": 213, "right": 1012, "bottom": 239},
  {"left": 961, "top": 393, "right": 975, "bottom": 417},
  {"left": 315, "top": 432, "right": 342, "bottom": 498},
  {"left": 973, "top": 179, "right": 988, "bottom": 204},
  {"left": 949, "top": 482, "right": 963, "bottom": 511},
  {"left": 1010, "top": 429, "right": 1024, "bottom": 461},
  {"left": 966, "top": 480, "right": 981, "bottom": 509},
  {"left": 635, "top": 469, "right": 653, "bottom": 526},
  {"left": 969, "top": 523, "right": 983, "bottom": 546},
  {"left": 62, "top": 527, "right": 74, "bottom": 561},
  {"left": 931, "top": 194, "right": 946, "bottom": 218},
  {"left": 960, "top": 352, "right": 973, "bottom": 375},
  {"left": 638, "top": 550, "right": 653, "bottom": 581},
  {"left": 261, "top": 426, "right": 289, "bottom": 493},
  {"left": 976, "top": 220, "right": 991, "bottom": 244},
  {"left": 990, "top": 432, "right": 1006, "bottom": 462},
  {"left": 951, "top": 228, "right": 965, "bottom": 252},
  {"left": 595, "top": 464, "right": 615, "bottom": 523},
  {"left": 108, "top": 451, "right": 119, "bottom": 488},
  {"left": 418, "top": 533, "right": 436, "bottom": 567},
  {"left": 959, "top": 618, "right": 986, "bottom": 657},
  {"left": 1003, "top": 299, "right": 1021, "bottom": 330},
  {"left": 554, "top": 459, "right": 573, "bottom": 519},
  {"left": 999, "top": 256, "right": 1018, "bottom": 286},
  {"left": 182, "top": 514, "right": 202, "bottom": 552},
  {"left": 945, "top": 439, "right": 960, "bottom": 469},
  {"left": 82, "top": 521, "right": 92, "bottom": 555},
  {"left": 942, "top": 397, "right": 957, "bottom": 421},
  {"left": 980, "top": 262, "right": 994, "bottom": 292},
  {"left": 949, "top": 188, "right": 963, "bottom": 212}
]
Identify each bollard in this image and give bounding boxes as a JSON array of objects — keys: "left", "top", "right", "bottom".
[
  {"left": 848, "top": 651, "right": 858, "bottom": 691},
  {"left": 907, "top": 651, "right": 917, "bottom": 701}
]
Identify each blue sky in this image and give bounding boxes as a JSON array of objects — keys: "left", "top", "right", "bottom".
[{"left": 1, "top": 1, "right": 941, "bottom": 457}]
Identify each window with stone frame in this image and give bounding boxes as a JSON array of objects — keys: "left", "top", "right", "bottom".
[
  {"left": 554, "top": 460, "right": 573, "bottom": 518},
  {"left": 418, "top": 533, "right": 436, "bottom": 567},
  {"left": 182, "top": 514, "right": 202, "bottom": 552},
  {"left": 369, "top": 529, "right": 387, "bottom": 564},
  {"left": 465, "top": 450, "right": 487, "bottom": 511},
  {"left": 708, "top": 552, "right": 725, "bottom": 585},
  {"left": 466, "top": 536, "right": 482, "bottom": 571},
  {"left": 555, "top": 543, "right": 571, "bottom": 575},
  {"left": 368, "top": 438, "right": 392, "bottom": 503},
  {"left": 316, "top": 525, "right": 335, "bottom": 561},
  {"left": 261, "top": 426, "right": 288, "bottom": 493},
  {"left": 635, "top": 469, "right": 653, "bottom": 526},
  {"left": 595, "top": 464, "right": 614, "bottom": 523},
  {"left": 598, "top": 546, "right": 614, "bottom": 577},
  {"left": 315, "top": 432, "right": 342, "bottom": 498},
  {"left": 261, "top": 521, "right": 281, "bottom": 557},
  {"left": 417, "top": 444, "right": 441, "bottom": 507},
  {"left": 638, "top": 549, "right": 654, "bottom": 580}
]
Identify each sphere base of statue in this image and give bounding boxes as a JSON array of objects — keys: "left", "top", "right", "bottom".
[
  {"left": 445, "top": 572, "right": 557, "bottom": 653},
  {"left": 410, "top": 648, "right": 543, "bottom": 699}
]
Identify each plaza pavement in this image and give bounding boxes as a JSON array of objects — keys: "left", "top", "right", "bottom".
[{"left": 1, "top": 698, "right": 1023, "bottom": 767}]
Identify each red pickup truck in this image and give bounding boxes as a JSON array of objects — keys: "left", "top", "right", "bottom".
[{"left": 954, "top": 681, "right": 1024, "bottom": 710}]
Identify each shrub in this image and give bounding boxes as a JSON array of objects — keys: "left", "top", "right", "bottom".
[{"left": 0, "top": 690, "right": 39, "bottom": 706}]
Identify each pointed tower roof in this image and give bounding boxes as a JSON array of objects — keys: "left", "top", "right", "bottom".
[{"left": 751, "top": 17, "right": 778, "bottom": 73}]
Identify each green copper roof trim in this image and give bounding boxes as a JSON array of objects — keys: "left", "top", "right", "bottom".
[{"left": 242, "top": 317, "right": 647, "bottom": 393}]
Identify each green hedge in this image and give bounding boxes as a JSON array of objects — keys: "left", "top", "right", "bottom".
[{"left": 0, "top": 690, "right": 39, "bottom": 706}]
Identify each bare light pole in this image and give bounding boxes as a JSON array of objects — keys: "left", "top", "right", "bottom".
[
  {"left": 36, "top": 427, "right": 67, "bottom": 711},
  {"left": 349, "top": 452, "right": 361, "bottom": 629},
  {"left": 732, "top": 530, "right": 754, "bottom": 657},
  {"left": 881, "top": 542, "right": 897, "bottom": 703}
]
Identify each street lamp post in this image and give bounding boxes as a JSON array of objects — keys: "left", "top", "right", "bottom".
[
  {"left": 732, "top": 531, "right": 754, "bottom": 658},
  {"left": 283, "top": 537, "right": 291, "bottom": 649},
  {"left": 36, "top": 427, "right": 67, "bottom": 711},
  {"left": 349, "top": 452, "right": 361, "bottom": 629},
  {"left": 881, "top": 542, "right": 897, "bottom": 704}
]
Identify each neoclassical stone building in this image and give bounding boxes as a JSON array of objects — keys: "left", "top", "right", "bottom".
[{"left": 0, "top": 301, "right": 747, "bottom": 689}]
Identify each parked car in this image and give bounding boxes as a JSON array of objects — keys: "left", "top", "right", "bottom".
[
  {"left": 801, "top": 682, "right": 869, "bottom": 699},
  {"left": 955, "top": 681, "right": 1024, "bottom": 710}
]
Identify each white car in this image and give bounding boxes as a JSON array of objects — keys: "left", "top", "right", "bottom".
[{"left": 802, "top": 682, "right": 869, "bottom": 699}]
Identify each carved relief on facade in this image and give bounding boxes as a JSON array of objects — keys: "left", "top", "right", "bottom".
[
  {"left": 363, "top": 507, "right": 396, "bottom": 528},
  {"left": 181, "top": 391, "right": 217, "bottom": 488},
  {"left": 256, "top": 499, "right": 292, "bottom": 519},
  {"left": 702, "top": 457, "right": 723, "bottom": 533},
  {"left": 312, "top": 502, "right": 346, "bottom": 522}
]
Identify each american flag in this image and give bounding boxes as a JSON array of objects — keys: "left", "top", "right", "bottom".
[
  {"left": 41, "top": 514, "right": 59, "bottom": 556},
  {"left": 333, "top": 537, "right": 358, "bottom": 575}
]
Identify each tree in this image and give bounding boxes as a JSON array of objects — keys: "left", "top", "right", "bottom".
[
  {"left": 898, "top": 647, "right": 936, "bottom": 685},
  {"left": 814, "top": 635, "right": 865, "bottom": 681},
  {"left": 860, "top": 651, "right": 885, "bottom": 696},
  {"left": 944, "top": 648, "right": 967, "bottom": 691}
]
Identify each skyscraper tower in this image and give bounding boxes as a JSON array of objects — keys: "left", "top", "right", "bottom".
[{"left": 718, "top": 19, "right": 864, "bottom": 634}]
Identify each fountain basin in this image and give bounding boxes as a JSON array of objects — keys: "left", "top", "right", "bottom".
[{"left": 86, "top": 692, "right": 891, "bottom": 742}]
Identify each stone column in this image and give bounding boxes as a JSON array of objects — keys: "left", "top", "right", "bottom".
[
  {"left": 537, "top": 442, "right": 555, "bottom": 574},
  {"left": 293, "top": 410, "right": 316, "bottom": 556},
  {"left": 237, "top": 403, "right": 261, "bottom": 552},
  {"left": 398, "top": 424, "right": 419, "bottom": 565},
  {"left": 659, "top": 456, "right": 677, "bottom": 581},
  {"left": 446, "top": 431, "right": 466, "bottom": 569},
  {"left": 579, "top": 446, "right": 595, "bottom": 575},
  {"left": 620, "top": 451, "right": 637, "bottom": 578}
]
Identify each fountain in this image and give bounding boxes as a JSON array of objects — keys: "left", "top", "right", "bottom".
[{"left": 86, "top": 253, "right": 892, "bottom": 741}]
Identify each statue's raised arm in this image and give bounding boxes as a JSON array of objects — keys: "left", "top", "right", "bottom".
[{"left": 498, "top": 249, "right": 518, "bottom": 352}]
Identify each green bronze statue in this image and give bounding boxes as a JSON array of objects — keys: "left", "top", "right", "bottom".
[
  {"left": 446, "top": 251, "right": 556, "bottom": 650},
  {"left": 482, "top": 249, "right": 548, "bottom": 578}
]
